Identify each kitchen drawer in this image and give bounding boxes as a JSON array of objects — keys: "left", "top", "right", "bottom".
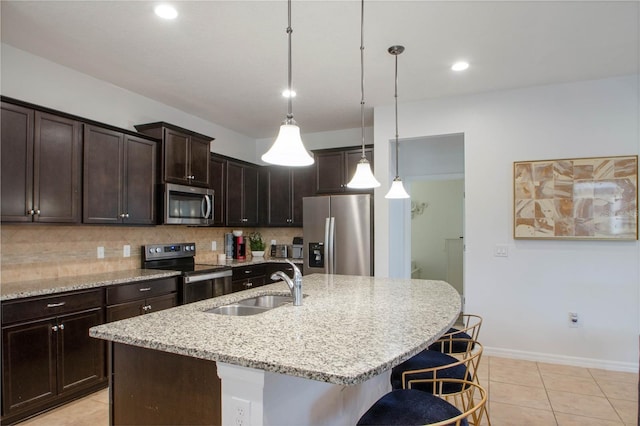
[
  {"left": 231, "top": 277, "right": 266, "bottom": 293},
  {"left": 2, "top": 289, "right": 104, "bottom": 325},
  {"left": 231, "top": 265, "right": 266, "bottom": 281},
  {"left": 106, "top": 277, "right": 177, "bottom": 305},
  {"left": 106, "top": 293, "right": 178, "bottom": 322}
]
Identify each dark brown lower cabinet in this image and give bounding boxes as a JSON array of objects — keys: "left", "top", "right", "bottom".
[
  {"left": 1, "top": 296, "right": 106, "bottom": 425},
  {"left": 111, "top": 342, "right": 220, "bottom": 425},
  {"left": 105, "top": 277, "right": 178, "bottom": 322}
]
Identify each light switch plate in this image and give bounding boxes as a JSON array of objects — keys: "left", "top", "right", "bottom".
[
  {"left": 211, "top": 241, "right": 217, "bottom": 251},
  {"left": 97, "top": 246, "right": 105, "bottom": 259},
  {"left": 123, "top": 245, "right": 131, "bottom": 257}
]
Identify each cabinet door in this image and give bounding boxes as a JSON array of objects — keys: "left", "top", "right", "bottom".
[
  {"left": 315, "top": 151, "right": 345, "bottom": 193},
  {"left": 123, "top": 135, "right": 157, "bottom": 225},
  {"left": 1, "top": 103, "right": 34, "bottom": 222},
  {"left": 2, "top": 318, "right": 57, "bottom": 415},
  {"left": 209, "top": 155, "right": 226, "bottom": 226},
  {"left": 226, "top": 161, "right": 244, "bottom": 226},
  {"left": 265, "top": 167, "right": 292, "bottom": 226},
  {"left": 57, "top": 308, "right": 105, "bottom": 395},
  {"left": 345, "top": 147, "right": 374, "bottom": 193},
  {"left": 106, "top": 301, "right": 144, "bottom": 323},
  {"left": 83, "top": 125, "right": 124, "bottom": 224},
  {"left": 189, "top": 136, "right": 210, "bottom": 187},
  {"left": 163, "top": 128, "right": 189, "bottom": 184},
  {"left": 291, "top": 165, "right": 316, "bottom": 225},
  {"left": 243, "top": 165, "right": 259, "bottom": 226},
  {"left": 145, "top": 293, "right": 178, "bottom": 314},
  {"left": 34, "top": 112, "right": 82, "bottom": 223}
]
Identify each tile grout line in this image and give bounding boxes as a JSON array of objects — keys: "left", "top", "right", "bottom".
[
  {"left": 587, "top": 367, "right": 628, "bottom": 424},
  {"left": 535, "top": 361, "right": 560, "bottom": 426}
]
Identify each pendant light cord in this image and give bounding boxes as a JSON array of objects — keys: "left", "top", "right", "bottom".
[
  {"left": 286, "top": 0, "right": 293, "bottom": 121},
  {"left": 360, "top": 0, "right": 366, "bottom": 159},
  {"left": 394, "top": 52, "right": 400, "bottom": 178}
]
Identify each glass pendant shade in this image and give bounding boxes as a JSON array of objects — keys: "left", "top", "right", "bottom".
[
  {"left": 347, "top": 158, "right": 380, "bottom": 188},
  {"left": 385, "top": 177, "right": 410, "bottom": 199},
  {"left": 262, "top": 122, "right": 314, "bottom": 166}
]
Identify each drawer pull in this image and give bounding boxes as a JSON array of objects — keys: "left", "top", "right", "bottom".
[
  {"left": 47, "top": 302, "right": 66, "bottom": 308},
  {"left": 139, "top": 287, "right": 152, "bottom": 292},
  {"left": 244, "top": 270, "right": 251, "bottom": 274}
]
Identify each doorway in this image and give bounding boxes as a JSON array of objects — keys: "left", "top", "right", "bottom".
[{"left": 389, "top": 133, "right": 465, "bottom": 301}]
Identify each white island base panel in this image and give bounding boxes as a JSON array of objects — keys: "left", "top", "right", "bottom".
[{"left": 217, "top": 362, "right": 391, "bottom": 426}]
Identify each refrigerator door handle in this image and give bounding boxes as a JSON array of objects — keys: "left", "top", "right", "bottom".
[
  {"left": 324, "top": 217, "right": 331, "bottom": 274},
  {"left": 328, "top": 217, "right": 336, "bottom": 274}
]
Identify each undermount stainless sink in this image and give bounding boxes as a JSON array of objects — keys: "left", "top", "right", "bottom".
[
  {"left": 205, "top": 294, "right": 294, "bottom": 316},
  {"left": 237, "top": 294, "right": 293, "bottom": 308}
]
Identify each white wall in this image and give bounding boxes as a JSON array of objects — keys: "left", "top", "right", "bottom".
[
  {"left": 0, "top": 44, "right": 257, "bottom": 162},
  {"left": 375, "top": 75, "right": 640, "bottom": 370},
  {"left": 410, "top": 180, "right": 464, "bottom": 281}
]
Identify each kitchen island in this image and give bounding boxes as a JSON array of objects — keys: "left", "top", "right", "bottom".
[{"left": 89, "top": 274, "right": 461, "bottom": 425}]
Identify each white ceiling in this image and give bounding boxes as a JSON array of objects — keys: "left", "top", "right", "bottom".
[{"left": 1, "top": 1, "right": 638, "bottom": 139}]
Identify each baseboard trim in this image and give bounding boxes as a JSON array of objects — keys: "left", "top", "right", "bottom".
[{"left": 484, "top": 346, "right": 639, "bottom": 373}]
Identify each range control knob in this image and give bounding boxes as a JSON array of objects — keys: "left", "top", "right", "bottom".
[
  {"left": 148, "top": 248, "right": 154, "bottom": 253},
  {"left": 190, "top": 245, "right": 195, "bottom": 251},
  {"left": 155, "top": 247, "right": 162, "bottom": 253},
  {"left": 185, "top": 246, "right": 191, "bottom": 252}
]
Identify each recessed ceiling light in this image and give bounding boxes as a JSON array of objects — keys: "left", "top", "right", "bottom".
[
  {"left": 282, "top": 89, "right": 296, "bottom": 98},
  {"left": 451, "top": 61, "right": 469, "bottom": 72},
  {"left": 155, "top": 4, "right": 178, "bottom": 20}
]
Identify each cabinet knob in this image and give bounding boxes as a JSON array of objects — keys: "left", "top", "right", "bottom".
[
  {"left": 59, "top": 324, "right": 65, "bottom": 330},
  {"left": 36, "top": 209, "right": 40, "bottom": 215},
  {"left": 27, "top": 209, "right": 35, "bottom": 215},
  {"left": 125, "top": 213, "right": 129, "bottom": 218},
  {"left": 244, "top": 282, "right": 253, "bottom": 288},
  {"left": 120, "top": 213, "right": 126, "bottom": 218},
  {"left": 52, "top": 325, "right": 58, "bottom": 332}
]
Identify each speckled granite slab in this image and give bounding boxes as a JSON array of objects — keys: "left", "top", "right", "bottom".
[
  {"left": 1, "top": 269, "right": 182, "bottom": 301},
  {"left": 90, "top": 274, "right": 461, "bottom": 386}
]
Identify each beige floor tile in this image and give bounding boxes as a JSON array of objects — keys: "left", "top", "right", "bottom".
[
  {"left": 490, "top": 356, "right": 538, "bottom": 371},
  {"left": 87, "top": 388, "right": 109, "bottom": 404},
  {"left": 489, "top": 363, "right": 545, "bottom": 388},
  {"left": 538, "top": 362, "right": 593, "bottom": 378},
  {"left": 609, "top": 397, "right": 638, "bottom": 425},
  {"left": 542, "top": 372, "right": 604, "bottom": 396},
  {"left": 555, "top": 412, "right": 624, "bottom": 425},
  {"left": 548, "top": 390, "right": 621, "bottom": 421},
  {"left": 489, "top": 381, "right": 552, "bottom": 411},
  {"left": 597, "top": 379, "right": 639, "bottom": 402},
  {"left": 589, "top": 368, "right": 639, "bottom": 384},
  {"left": 487, "top": 401, "right": 556, "bottom": 425}
]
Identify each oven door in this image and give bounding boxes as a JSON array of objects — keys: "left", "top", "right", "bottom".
[
  {"left": 164, "top": 183, "right": 214, "bottom": 225},
  {"left": 182, "top": 270, "right": 232, "bottom": 304}
]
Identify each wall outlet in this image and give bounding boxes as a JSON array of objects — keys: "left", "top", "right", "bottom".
[
  {"left": 270, "top": 240, "right": 276, "bottom": 246},
  {"left": 494, "top": 244, "right": 508, "bottom": 257},
  {"left": 97, "top": 246, "right": 105, "bottom": 259},
  {"left": 211, "top": 241, "right": 217, "bottom": 251},
  {"left": 231, "top": 397, "right": 251, "bottom": 426},
  {"left": 568, "top": 312, "right": 579, "bottom": 328},
  {"left": 123, "top": 245, "right": 131, "bottom": 257}
]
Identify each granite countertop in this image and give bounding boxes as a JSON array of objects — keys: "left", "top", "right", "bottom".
[
  {"left": 90, "top": 274, "right": 461, "bottom": 386},
  {"left": 0, "top": 269, "right": 182, "bottom": 301}
]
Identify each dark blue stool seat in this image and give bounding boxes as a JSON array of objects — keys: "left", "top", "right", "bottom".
[
  {"left": 391, "top": 350, "right": 472, "bottom": 392},
  {"left": 357, "top": 389, "right": 468, "bottom": 426},
  {"left": 428, "top": 328, "right": 473, "bottom": 353}
]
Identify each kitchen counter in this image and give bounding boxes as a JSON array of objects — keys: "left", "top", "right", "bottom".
[
  {"left": 91, "top": 274, "right": 461, "bottom": 425},
  {"left": 202, "top": 256, "right": 303, "bottom": 268},
  {"left": 91, "top": 274, "right": 460, "bottom": 385},
  {"left": 0, "top": 269, "right": 182, "bottom": 301}
]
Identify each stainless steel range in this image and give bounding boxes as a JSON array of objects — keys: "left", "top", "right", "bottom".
[{"left": 142, "top": 242, "right": 232, "bottom": 305}]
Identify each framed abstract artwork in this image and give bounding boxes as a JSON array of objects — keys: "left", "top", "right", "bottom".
[{"left": 513, "top": 155, "right": 638, "bottom": 240}]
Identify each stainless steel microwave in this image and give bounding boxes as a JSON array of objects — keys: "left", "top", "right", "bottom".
[{"left": 163, "top": 183, "right": 214, "bottom": 225}]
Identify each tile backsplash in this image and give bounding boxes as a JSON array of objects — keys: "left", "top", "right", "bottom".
[{"left": 1, "top": 225, "right": 302, "bottom": 282}]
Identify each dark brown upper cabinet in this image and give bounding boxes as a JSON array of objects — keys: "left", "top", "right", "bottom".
[
  {"left": 83, "top": 125, "right": 157, "bottom": 225},
  {"left": 260, "top": 165, "right": 315, "bottom": 226},
  {"left": 209, "top": 154, "right": 226, "bottom": 226},
  {"left": 134, "top": 122, "right": 213, "bottom": 188},
  {"left": 1, "top": 102, "right": 82, "bottom": 223},
  {"left": 226, "top": 160, "right": 259, "bottom": 226},
  {"left": 314, "top": 145, "right": 374, "bottom": 194}
]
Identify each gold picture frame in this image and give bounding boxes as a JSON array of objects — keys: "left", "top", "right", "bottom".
[{"left": 513, "top": 155, "right": 638, "bottom": 240}]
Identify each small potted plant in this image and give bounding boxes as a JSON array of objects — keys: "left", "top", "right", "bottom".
[{"left": 249, "top": 232, "right": 266, "bottom": 257}]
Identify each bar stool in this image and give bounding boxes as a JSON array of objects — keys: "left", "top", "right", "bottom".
[
  {"left": 429, "top": 314, "right": 482, "bottom": 353},
  {"left": 391, "top": 340, "right": 483, "bottom": 393},
  {"left": 357, "top": 378, "right": 487, "bottom": 426}
]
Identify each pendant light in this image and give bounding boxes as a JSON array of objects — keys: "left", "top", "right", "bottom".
[
  {"left": 385, "top": 45, "right": 410, "bottom": 199},
  {"left": 262, "top": 0, "right": 314, "bottom": 167},
  {"left": 346, "top": 0, "right": 380, "bottom": 189}
]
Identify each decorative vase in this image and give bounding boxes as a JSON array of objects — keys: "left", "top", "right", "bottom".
[{"left": 252, "top": 250, "right": 265, "bottom": 257}]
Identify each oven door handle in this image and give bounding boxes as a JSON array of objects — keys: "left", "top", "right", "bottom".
[{"left": 184, "top": 270, "right": 232, "bottom": 283}]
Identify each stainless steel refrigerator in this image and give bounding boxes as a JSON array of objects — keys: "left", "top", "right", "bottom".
[{"left": 303, "top": 194, "right": 373, "bottom": 276}]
